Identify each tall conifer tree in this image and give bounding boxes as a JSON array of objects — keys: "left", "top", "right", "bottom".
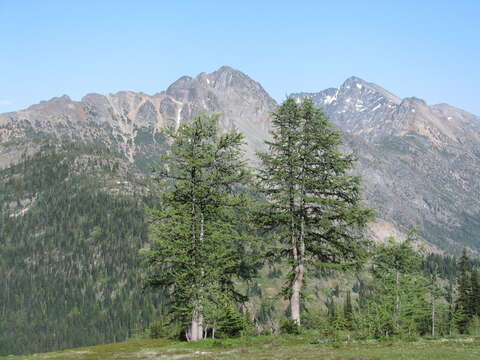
[
  {"left": 455, "top": 248, "right": 471, "bottom": 333},
  {"left": 470, "top": 269, "right": 480, "bottom": 316},
  {"left": 258, "top": 97, "right": 373, "bottom": 325},
  {"left": 344, "top": 290, "right": 354, "bottom": 329},
  {"left": 143, "top": 114, "right": 254, "bottom": 341}
]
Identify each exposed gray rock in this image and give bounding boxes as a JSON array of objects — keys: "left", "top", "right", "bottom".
[
  {"left": 0, "top": 66, "right": 275, "bottom": 162},
  {"left": 1, "top": 68, "right": 479, "bottom": 252},
  {"left": 292, "top": 77, "right": 480, "bottom": 252}
]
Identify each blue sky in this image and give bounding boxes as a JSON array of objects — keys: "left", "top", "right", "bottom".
[{"left": 1, "top": 0, "right": 479, "bottom": 114}]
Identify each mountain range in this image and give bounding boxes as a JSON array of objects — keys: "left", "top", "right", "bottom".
[{"left": 2, "top": 66, "right": 479, "bottom": 252}]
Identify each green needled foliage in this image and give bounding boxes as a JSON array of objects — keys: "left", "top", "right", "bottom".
[
  {"left": 142, "top": 114, "right": 257, "bottom": 341},
  {"left": 369, "top": 233, "right": 430, "bottom": 338},
  {"left": 455, "top": 248, "right": 475, "bottom": 333},
  {"left": 0, "top": 141, "right": 163, "bottom": 356},
  {"left": 257, "top": 97, "right": 374, "bottom": 326},
  {"left": 344, "top": 290, "right": 354, "bottom": 330}
]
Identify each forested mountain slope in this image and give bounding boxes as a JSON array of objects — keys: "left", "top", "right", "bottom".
[{"left": 0, "top": 140, "right": 164, "bottom": 355}]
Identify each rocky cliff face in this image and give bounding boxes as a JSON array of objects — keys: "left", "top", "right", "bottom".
[
  {"left": 0, "top": 66, "right": 275, "bottom": 168},
  {"left": 292, "top": 77, "right": 480, "bottom": 252},
  {"left": 1, "top": 67, "right": 479, "bottom": 252},
  {"left": 293, "top": 76, "right": 480, "bottom": 146}
]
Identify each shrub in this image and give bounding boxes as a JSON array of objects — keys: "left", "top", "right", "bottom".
[
  {"left": 149, "top": 320, "right": 165, "bottom": 339},
  {"left": 302, "top": 310, "right": 328, "bottom": 330},
  {"left": 467, "top": 316, "right": 480, "bottom": 336},
  {"left": 280, "top": 318, "right": 301, "bottom": 335},
  {"left": 216, "top": 303, "right": 250, "bottom": 338},
  {"left": 148, "top": 317, "right": 182, "bottom": 339}
]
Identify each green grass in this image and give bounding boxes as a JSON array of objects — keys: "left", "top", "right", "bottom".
[{"left": 3, "top": 334, "right": 480, "bottom": 360}]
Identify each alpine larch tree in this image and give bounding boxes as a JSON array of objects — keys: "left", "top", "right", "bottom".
[
  {"left": 142, "top": 114, "right": 255, "bottom": 341},
  {"left": 257, "top": 97, "right": 374, "bottom": 326}
]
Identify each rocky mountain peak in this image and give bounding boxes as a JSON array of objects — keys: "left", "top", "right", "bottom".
[
  {"left": 292, "top": 76, "right": 480, "bottom": 145},
  {"left": 216, "top": 65, "right": 237, "bottom": 73},
  {"left": 339, "top": 76, "right": 402, "bottom": 105},
  {"left": 167, "top": 66, "right": 267, "bottom": 94},
  {"left": 207, "top": 66, "right": 257, "bottom": 88},
  {"left": 26, "top": 95, "right": 74, "bottom": 113},
  {"left": 341, "top": 75, "right": 367, "bottom": 88},
  {"left": 165, "top": 75, "right": 195, "bottom": 94},
  {"left": 0, "top": 66, "right": 276, "bottom": 163},
  {"left": 42, "top": 94, "right": 72, "bottom": 104},
  {"left": 400, "top": 96, "right": 428, "bottom": 108}
]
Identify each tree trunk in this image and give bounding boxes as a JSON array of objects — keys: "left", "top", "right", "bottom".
[
  {"left": 198, "top": 211, "right": 205, "bottom": 339},
  {"left": 395, "top": 270, "right": 400, "bottom": 330},
  {"left": 188, "top": 308, "right": 204, "bottom": 341},
  {"left": 432, "top": 297, "right": 436, "bottom": 337},
  {"left": 291, "top": 213, "right": 305, "bottom": 326},
  {"left": 290, "top": 152, "right": 306, "bottom": 326},
  {"left": 290, "top": 261, "right": 304, "bottom": 325},
  {"left": 189, "top": 310, "right": 203, "bottom": 341},
  {"left": 187, "top": 175, "right": 204, "bottom": 342},
  {"left": 198, "top": 313, "right": 204, "bottom": 340}
]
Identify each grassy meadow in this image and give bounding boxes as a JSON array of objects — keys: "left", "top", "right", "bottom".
[{"left": 3, "top": 333, "right": 480, "bottom": 360}]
